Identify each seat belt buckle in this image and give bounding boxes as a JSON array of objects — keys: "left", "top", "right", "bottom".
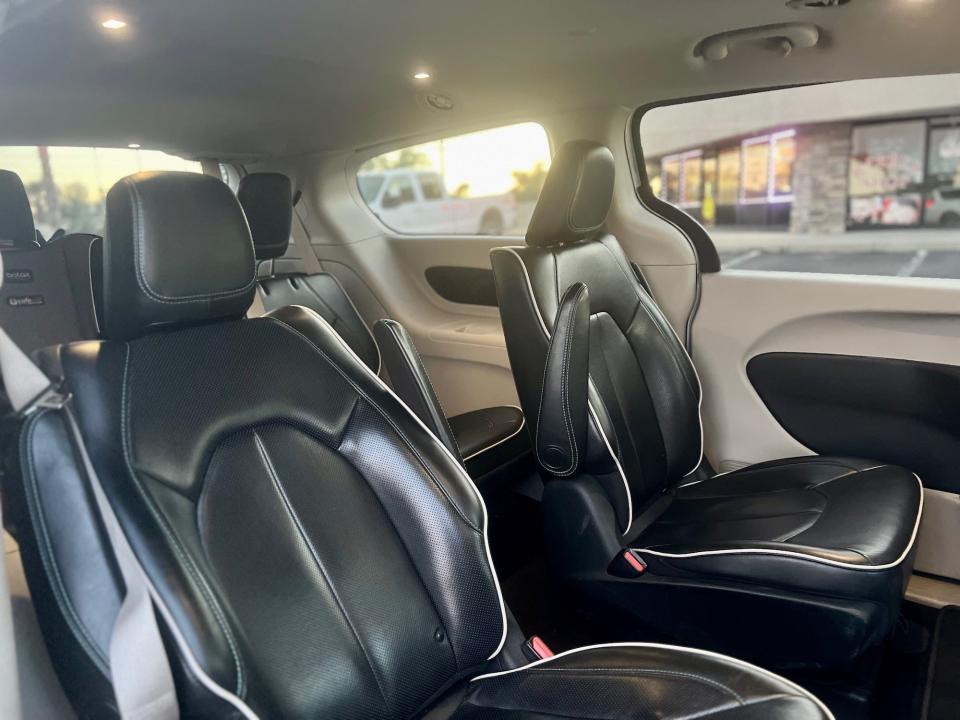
[
  {"left": 623, "top": 550, "right": 647, "bottom": 576},
  {"left": 18, "top": 386, "right": 70, "bottom": 418},
  {"left": 522, "top": 635, "right": 555, "bottom": 661}
]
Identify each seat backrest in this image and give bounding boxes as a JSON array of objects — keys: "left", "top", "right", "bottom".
[
  {"left": 491, "top": 141, "right": 702, "bottom": 536},
  {"left": 238, "top": 172, "right": 381, "bottom": 373},
  {"left": 0, "top": 171, "right": 96, "bottom": 354},
  {"left": 11, "top": 171, "right": 505, "bottom": 717}
]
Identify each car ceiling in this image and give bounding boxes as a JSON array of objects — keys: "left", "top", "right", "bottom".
[{"left": 0, "top": 0, "right": 956, "bottom": 159}]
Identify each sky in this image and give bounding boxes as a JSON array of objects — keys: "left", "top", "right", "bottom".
[{"left": 0, "top": 146, "right": 199, "bottom": 198}]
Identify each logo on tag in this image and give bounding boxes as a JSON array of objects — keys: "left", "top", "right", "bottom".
[
  {"left": 7, "top": 295, "right": 44, "bottom": 307},
  {"left": 4, "top": 269, "right": 33, "bottom": 283}
]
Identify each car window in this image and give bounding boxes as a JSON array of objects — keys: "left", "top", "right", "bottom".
[
  {"left": 419, "top": 173, "right": 444, "bottom": 200},
  {"left": 0, "top": 146, "right": 201, "bottom": 242},
  {"left": 358, "top": 174, "right": 385, "bottom": 203},
  {"left": 383, "top": 175, "right": 416, "bottom": 206},
  {"left": 356, "top": 122, "right": 551, "bottom": 235},
  {"left": 638, "top": 74, "right": 960, "bottom": 279}
]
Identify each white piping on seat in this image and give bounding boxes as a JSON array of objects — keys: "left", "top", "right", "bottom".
[
  {"left": 593, "top": 239, "right": 704, "bottom": 478},
  {"left": 277, "top": 308, "right": 508, "bottom": 660},
  {"left": 491, "top": 246, "right": 635, "bottom": 535},
  {"left": 634, "top": 473, "right": 924, "bottom": 571},
  {"left": 469, "top": 641, "right": 835, "bottom": 720}
]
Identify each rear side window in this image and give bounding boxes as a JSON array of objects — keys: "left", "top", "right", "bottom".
[
  {"left": 0, "top": 146, "right": 201, "bottom": 241},
  {"left": 357, "top": 122, "right": 551, "bottom": 236},
  {"left": 637, "top": 74, "right": 960, "bottom": 279}
]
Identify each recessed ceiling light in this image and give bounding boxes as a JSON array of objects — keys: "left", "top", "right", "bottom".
[
  {"left": 101, "top": 18, "right": 127, "bottom": 30},
  {"left": 127, "top": 143, "right": 141, "bottom": 149},
  {"left": 413, "top": 72, "right": 431, "bottom": 80}
]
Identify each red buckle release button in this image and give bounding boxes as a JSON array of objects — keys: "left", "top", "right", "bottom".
[
  {"left": 526, "top": 635, "right": 555, "bottom": 659},
  {"left": 623, "top": 550, "right": 646, "bottom": 575}
]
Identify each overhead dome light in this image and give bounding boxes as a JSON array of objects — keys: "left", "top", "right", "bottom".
[
  {"left": 101, "top": 18, "right": 127, "bottom": 30},
  {"left": 127, "top": 143, "right": 141, "bottom": 149},
  {"left": 413, "top": 71, "right": 431, "bottom": 80}
]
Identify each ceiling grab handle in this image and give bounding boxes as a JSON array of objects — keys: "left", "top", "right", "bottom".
[{"left": 694, "top": 23, "right": 820, "bottom": 62}]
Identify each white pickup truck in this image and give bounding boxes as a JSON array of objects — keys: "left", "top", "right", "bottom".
[{"left": 358, "top": 169, "right": 517, "bottom": 235}]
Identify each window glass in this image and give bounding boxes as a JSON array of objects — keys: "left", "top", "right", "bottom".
[
  {"left": 928, "top": 124, "right": 960, "bottom": 189},
  {"left": 383, "top": 175, "right": 416, "bottom": 206},
  {"left": 702, "top": 155, "right": 718, "bottom": 226},
  {"left": 0, "top": 146, "right": 201, "bottom": 241},
  {"left": 638, "top": 74, "right": 960, "bottom": 278},
  {"left": 358, "top": 174, "right": 385, "bottom": 203},
  {"left": 716, "top": 148, "right": 740, "bottom": 205},
  {"left": 771, "top": 132, "right": 796, "bottom": 198},
  {"left": 661, "top": 156, "right": 681, "bottom": 204},
  {"left": 741, "top": 137, "right": 770, "bottom": 202},
  {"left": 419, "top": 173, "right": 444, "bottom": 200},
  {"left": 357, "top": 122, "right": 550, "bottom": 235},
  {"left": 680, "top": 152, "right": 702, "bottom": 207}
]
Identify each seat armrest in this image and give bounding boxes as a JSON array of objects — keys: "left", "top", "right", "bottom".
[{"left": 536, "top": 282, "right": 589, "bottom": 477}]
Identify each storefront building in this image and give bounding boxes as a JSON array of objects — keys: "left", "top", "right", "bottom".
[{"left": 645, "top": 113, "right": 960, "bottom": 233}]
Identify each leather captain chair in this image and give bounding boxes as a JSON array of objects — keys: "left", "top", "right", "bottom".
[{"left": 491, "top": 140, "right": 923, "bottom": 671}]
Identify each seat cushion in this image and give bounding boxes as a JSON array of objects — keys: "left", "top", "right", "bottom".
[
  {"left": 633, "top": 457, "right": 921, "bottom": 598},
  {"left": 453, "top": 644, "right": 831, "bottom": 719}
]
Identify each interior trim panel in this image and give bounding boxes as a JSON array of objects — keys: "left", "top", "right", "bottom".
[
  {"left": 424, "top": 266, "right": 499, "bottom": 307},
  {"left": 748, "top": 352, "right": 960, "bottom": 493}
]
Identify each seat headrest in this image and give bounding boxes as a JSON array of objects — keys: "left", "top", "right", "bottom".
[
  {"left": 525, "top": 140, "right": 615, "bottom": 248},
  {"left": 0, "top": 170, "right": 38, "bottom": 248},
  {"left": 100, "top": 171, "right": 256, "bottom": 340},
  {"left": 237, "top": 172, "right": 293, "bottom": 260}
]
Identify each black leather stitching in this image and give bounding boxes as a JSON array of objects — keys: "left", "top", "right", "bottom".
[
  {"left": 123, "top": 178, "right": 256, "bottom": 305},
  {"left": 119, "top": 344, "right": 247, "bottom": 696}
]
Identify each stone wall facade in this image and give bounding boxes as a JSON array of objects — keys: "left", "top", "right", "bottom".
[{"left": 789, "top": 123, "right": 852, "bottom": 234}]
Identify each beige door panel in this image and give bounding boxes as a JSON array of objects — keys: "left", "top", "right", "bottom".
[
  {"left": 313, "top": 233, "right": 519, "bottom": 417},
  {"left": 695, "top": 270, "right": 960, "bottom": 584}
]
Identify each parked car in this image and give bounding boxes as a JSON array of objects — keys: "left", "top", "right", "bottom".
[
  {"left": 358, "top": 169, "right": 516, "bottom": 234},
  {"left": 925, "top": 186, "right": 960, "bottom": 226}
]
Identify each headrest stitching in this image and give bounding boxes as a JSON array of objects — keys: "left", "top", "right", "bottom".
[{"left": 126, "top": 179, "right": 256, "bottom": 305}]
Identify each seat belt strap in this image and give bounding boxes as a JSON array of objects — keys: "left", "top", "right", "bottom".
[
  {"left": 291, "top": 203, "right": 325, "bottom": 275},
  {"left": 0, "top": 478, "right": 20, "bottom": 720},
  {"left": 59, "top": 401, "right": 180, "bottom": 720},
  {"left": 0, "top": 245, "right": 179, "bottom": 719},
  {"left": 247, "top": 285, "right": 267, "bottom": 319}
]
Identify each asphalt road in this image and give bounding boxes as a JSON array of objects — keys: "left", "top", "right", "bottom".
[{"left": 719, "top": 248, "right": 960, "bottom": 279}]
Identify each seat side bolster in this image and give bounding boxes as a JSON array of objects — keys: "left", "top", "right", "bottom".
[{"left": 373, "top": 319, "right": 462, "bottom": 463}]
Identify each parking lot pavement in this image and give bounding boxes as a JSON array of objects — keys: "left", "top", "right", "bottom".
[{"left": 719, "top": 248, "right": 960, "bottom": 279}]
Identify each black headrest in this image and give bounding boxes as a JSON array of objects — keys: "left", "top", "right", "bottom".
[
  {"left": 100, "top": 171, "right": 256, "bottom": 340},
  {"left": 237, "top": 173, "right": 293, "bottom": 260},
  {"left": 0, "top": 170, "right": 37, "bottom": 248},
  {"left": 525, "top": 141, "right": 615, "bottom": 248}
]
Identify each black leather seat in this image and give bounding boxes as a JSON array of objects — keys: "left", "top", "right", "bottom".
[
  {"left": 2, "top": 170, "right": 831, "bottom": 719},
  {"left": 491, "top": 140, "right": 923, "bottom": 670},
  {"left": 237, "top": 172, "right": 527, "bottom": 479}
]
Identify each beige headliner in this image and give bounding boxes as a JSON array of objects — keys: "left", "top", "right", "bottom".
[{"left": 0, "top": 0, "right": 956, "bottom": 159}]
